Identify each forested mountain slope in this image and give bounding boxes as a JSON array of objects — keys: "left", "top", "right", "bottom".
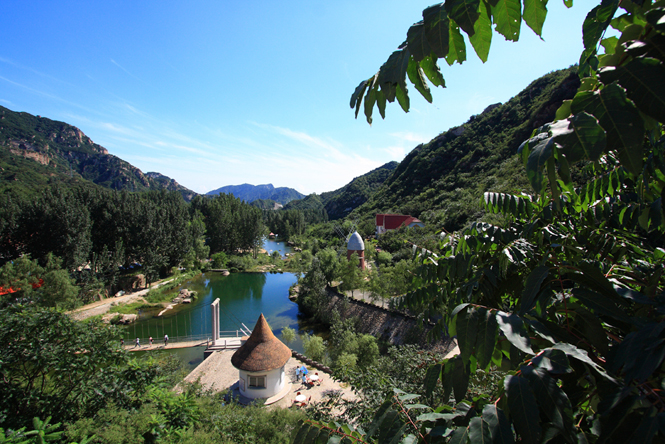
[
  {"left": 206, "top": 183, "right": 304, "bottom": 204},
  {"left": 0, "top": 106, "right": 196, "bottom": 201},
  {"left": 351, "top": 67, "right": 580, "bottom": 231},
  {"left": 284, "top": 161, "right": 398, "bottom": 220},
  {"left": 320, "top": 161, "right": 398, "bottom": 220}
]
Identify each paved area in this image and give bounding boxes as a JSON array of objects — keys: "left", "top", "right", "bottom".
[
  {"left": 69, "top": 278, "right": 175, "bottom": 321},
  {"left": 180, "top": 350, "right": 358, "bottom": 409}
]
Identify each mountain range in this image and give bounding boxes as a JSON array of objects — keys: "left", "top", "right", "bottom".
[
  {"left": 0, "top": 66, "right": 579, "bottom": 229},
  {"left": 206, "top": 183, "right": 304, "bottom": 205},
  {"left": 0, "top": 106, "right": 196, "bottom": 201}
]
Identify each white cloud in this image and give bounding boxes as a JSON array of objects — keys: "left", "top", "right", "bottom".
[
  {"left": 389, "top": 131, "right": 430, "bottom": 144},
  {"left": 384, "top": 145, "right": 405, "bottom": 159}
]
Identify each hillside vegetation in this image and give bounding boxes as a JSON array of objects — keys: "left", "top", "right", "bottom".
[
  {"left": 0, "top": 106, "right": 196, "bottom": 200},
  {"left": 351, "top": 67, "right": 580, "bottom": 231},
  {"left": 285, "top": 161, "right": 398, "bottom": 220}
]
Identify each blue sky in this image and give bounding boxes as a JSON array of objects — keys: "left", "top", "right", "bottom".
[{"left": 0, "top": 1, "right": 594, "bottom": 195}]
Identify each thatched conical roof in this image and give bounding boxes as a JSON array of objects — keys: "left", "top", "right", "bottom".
[{"left": 231, "top": 314, "right": 292, "bottom": 372}]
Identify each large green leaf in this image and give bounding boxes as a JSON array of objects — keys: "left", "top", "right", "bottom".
[
  {"left": 482, "top": 404, "right": 515, "bottom": 444},
  {"left": 468, "top": 417, "right": 492, "bottom": 443},
  {"left": 423, "top": 4, "right": 450, "bottom": 58},
  {"left": 550, "top": 343, "right": 617, "bottom": 382},
  {"left": 424, "top": 363, "right": 442, "bottom": 399},
  {"left": 469, "top": 0, "right": 492, "bottom": 62},
  {"left": 520, "top": 366, "right": 575, "bottom": 442},
  {"left": 572, "top": 288, "right": 632, "bottom": 324},
  {"left": 645, "top": 6, "right": 665, "bottom": 34},
  {"left": 449, "top": 426, "right": 470, "bottom": 444},
  {"left": 522, "top": 0, "right": 548, "bottom": 37},
  {"left": 350, "top": 79, "right": 369, "bottom": 118},
  {"left": 367, "top": 399, "right": 395, "bottom": 438},
  {"left": 530, "top": 349, "right": 572, "bottom": 375},
  {"left": 496, "top": 312, "right": 534, "bottom": 355},
  {"left": 445, "top": 0, "right": 481, "bottom": 37},
  {"left": 491, "top": 0, "right": 521, "bottom": 41},
  {"left": 475, "top": 308, "right": 498, "bottom": 370},
  {"left": 571, "top": 83, "right": 645, "bottom": 176},
  {"left": 446, "top": 23, "right": 467, "bottom": 65},
  {"left": 520, "top": 265, "right": 550, "bottom": 315},
  {"left": 599, "top": 58, "right": 665, "bottom": 123},
  {"left": 550, "top": 112, "right": 607, "bottom": 164},
  {"left": 363, "top": 76, "right": 378, "bottom": 124},
  {"left": 395, "top": 83, "right": 410, "bottom": 112},
  {"left": 452, "top": 356, "right": 471, "bottom": 403},
  {"left": 407, "top": 58, "right": 433, "bottom": 103},
  {"left": 610, "top": 322, "right": 665, "bottom": 383},
  {"left": 457, "top": 305, "right": 479, "bottom": 366},
  {"left": 525, "top": 135, "right": 555, "bottom": 194},
  {"left": 504, "top": 375, "right": 541, "bottom": 444},
  {"left": 407, "top": 22, "right": 431, "bottom": 63},
  {"left": 582, "top": 0, "right": 619, "bottom": 51},
  {"left": 378, "top": 48, "right": 411, "bottom": 103},
  {"left": 419, "top": 55, "right": 446, "bottom": 87}
]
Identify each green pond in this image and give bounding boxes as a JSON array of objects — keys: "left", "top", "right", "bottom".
[{"left": 124, "top": 271, "right": 315, "bottom": 370}]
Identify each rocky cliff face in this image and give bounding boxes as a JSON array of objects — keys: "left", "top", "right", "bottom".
[{"left": 0, "top": 106, "right": 196, "bottom": 201}]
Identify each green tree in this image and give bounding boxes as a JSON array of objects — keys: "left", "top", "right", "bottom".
[
  {"left": 211, "top": 252, "right": 228, "bottom": 269},
  {"left": 0, "top": 304, "right": 143, "bottom": 429},
  {"left": 296, "top": 258, "right": 328, "bottom": 322},
  {"left": 281, "top": 326, "right": 296, "bottom": 344},
  {"left": 356, "top": 334, "right": 380, "bottom": 369},
  {"left": 299, "top": 0, "right": 665, "bottom": 442},
  {"left": 315, "top": 247, "right": 340, "bottom": 286},
  {"left": 0, "top": 255, "right": 79, "bottom": 309},
  {"left": 302, "top": 333, "right": 326, "bottom": 363},
  {"left": 338, "top": 253, "right": 364, "bottom": 297}
]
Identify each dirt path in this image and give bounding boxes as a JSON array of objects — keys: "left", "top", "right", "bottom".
[{"left": 69, "top": 278, "right": 175, "bottom": 321}]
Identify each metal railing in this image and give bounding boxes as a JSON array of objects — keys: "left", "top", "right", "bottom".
[{"left": 123, "top": 330, "right": 245, "bottom": 347}]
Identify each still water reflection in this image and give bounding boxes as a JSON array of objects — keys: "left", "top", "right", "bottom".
[{"left": 125, "top": 272, "right": 309, "bottom": 369}]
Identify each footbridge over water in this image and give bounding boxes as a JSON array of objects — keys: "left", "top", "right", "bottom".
[{"left": 124, "top": 298, "right": 251, "bottom": 355}]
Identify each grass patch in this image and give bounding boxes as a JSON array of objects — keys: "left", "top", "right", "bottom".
[
  {"left": 109, "top": 302, "right": 157, "bottom": 315},
  {"left": 144, "top": 270, "right": 202, "bottom": 304}
]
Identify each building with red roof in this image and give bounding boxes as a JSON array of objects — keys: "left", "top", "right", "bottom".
[{"left": 375, "top": 214, "right": 424, "bottom": 237}]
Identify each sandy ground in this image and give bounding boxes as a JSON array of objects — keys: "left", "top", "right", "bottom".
[
  {"left": 181, "top": 350, "right": 358, "bottom": 409},
  {"left": 68, "top": 278, "right": 174, "bottom": 321}
]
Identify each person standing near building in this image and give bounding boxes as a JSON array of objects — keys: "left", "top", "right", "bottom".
[
  {"left": 135, "top": 337, "right": 140, "bottom": 348},
  {"left": 149, "top": 336, "right": 153, "bottom": 346},
  {"left": 164, "top": 334, "right": 169, "bottom": 346}
]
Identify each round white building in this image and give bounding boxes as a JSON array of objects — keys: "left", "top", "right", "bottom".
[{"left": 231, "top": 313, "right": 292, "bottom": 401}]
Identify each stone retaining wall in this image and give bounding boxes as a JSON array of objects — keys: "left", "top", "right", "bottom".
[{"left": 324, "top": 287, "right": 451, "bottom": 352}]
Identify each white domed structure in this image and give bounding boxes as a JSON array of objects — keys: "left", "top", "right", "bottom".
[{"left": 346, "top": 231, "right": 366, "bottom": 270}]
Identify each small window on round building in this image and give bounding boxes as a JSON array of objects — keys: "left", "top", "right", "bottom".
[{"left": 248, "top": 375, "right": 267, "bottom": 388}]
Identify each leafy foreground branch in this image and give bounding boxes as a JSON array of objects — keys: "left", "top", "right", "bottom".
[{"left": 299, "top": 0, "right": 665, "bottom": 442}]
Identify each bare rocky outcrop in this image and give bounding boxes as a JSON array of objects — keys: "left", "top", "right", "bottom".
[
  {"left": 172, "top": 288, "right": 196, "bottom": 304},
  {"left": 102, "top": 313, "right": 137, "bottom": 324}
]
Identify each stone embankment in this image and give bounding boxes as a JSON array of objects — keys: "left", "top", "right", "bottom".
[{"left": 323, "top": 287, "right": 452, "bottom": 352}]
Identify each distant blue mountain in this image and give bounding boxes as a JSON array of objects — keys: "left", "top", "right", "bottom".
[{"left": 205, "top": 183, "right": 304, "bottom": 205}]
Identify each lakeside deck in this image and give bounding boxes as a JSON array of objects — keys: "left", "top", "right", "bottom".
[{"left": 123, "top": 337, "right": 243, "bottom": 352}]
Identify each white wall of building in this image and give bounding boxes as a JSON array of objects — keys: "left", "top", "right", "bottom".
[{"left": 238, "top": 366, "right": 285, "bottom": 399}]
